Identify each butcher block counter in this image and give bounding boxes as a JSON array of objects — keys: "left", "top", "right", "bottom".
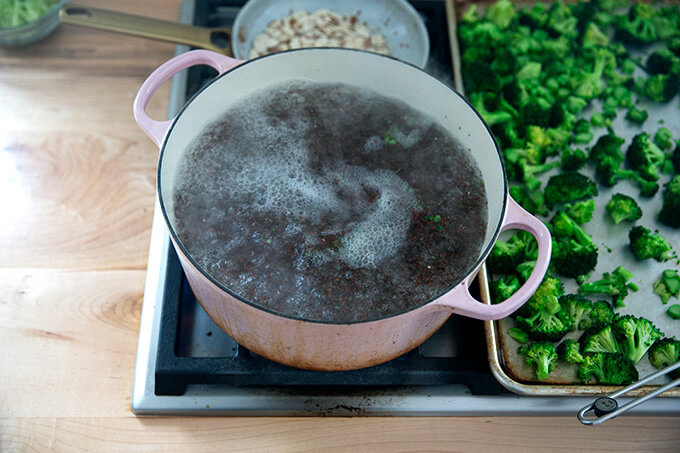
[{"left": 0, "top": 0, "right": 678, "bottom": 451}]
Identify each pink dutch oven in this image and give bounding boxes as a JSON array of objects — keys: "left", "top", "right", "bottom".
[{"left": 134, "top": 49, "right": 552, "bottom": 371}]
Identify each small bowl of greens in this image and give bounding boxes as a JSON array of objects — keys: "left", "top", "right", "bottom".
[{"left": 0, "top": 0, "right": 65, "bottom": 47}]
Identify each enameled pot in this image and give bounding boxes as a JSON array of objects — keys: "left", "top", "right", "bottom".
[{"left": 134, "top": 49, "right": 552, "bottom": 371}]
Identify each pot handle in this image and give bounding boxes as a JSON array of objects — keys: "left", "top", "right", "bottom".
[
  {"left": 133, "top": 49, "right": 243, "bottom": 147},
  {"left": 431, "top": 196, "right": 551, "bottom": 320}
]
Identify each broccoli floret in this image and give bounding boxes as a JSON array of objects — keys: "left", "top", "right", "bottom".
[
  {"left": 578, "top": 353, "right": 639, "bottom": 385},
  {"left": 668, "top": 305, "right": 680, "bottom": 320},
  {"left": 579, "top": 266, "right": 638, "bottom": 308},
  {"left": 659, "top": 175, "right": 680, "bottom": 228},
  {"left": 487, "top": 230, "right": 535, "bottom": 274},
  {"left": 614, "top": 315, "right": 664, "bottom": 364},
  {"left": 591, "top": 300, "right": 615, "bottom": 325},
  {"left": 626, "top": 133, "right": 665, "bottom": 182},
  {"left": 560, "top": 147, "right": 588, "bottom": 171},
  {"left": 628, "top": 225, "right": 675, "bottom": 262},
  {"left": 516, "top": 260, "right": 537, "bottom": 283},
  {"left": 504, "top": 146, "right": 545, "bottom": 166},
  {"left": 491, "top": 275, "right": 521, "bottom": 304},
  {"left": 590, "top": 112, "right": 611, "bottom": 128},
  {"left": 487, "top": 0, "right": 516, "bottom": 29},
  {"left": 648, "top": 338, "right": 680, "bottom": 379},
  {"left": 544, "top": 172, "right": 598, "bottom": 207},
  {"left": 560, "top": 294, "right": 593, "bottom": 331},
  {"left": 469, "top": 92, "right": 514, "bottom": 127},
  {"left": 625, "top": 105, "right": 648, "bottom": 124},
  {"left": 605, "top": 193, "right": 642, "bottom": 224},
  {"left": 565, "top": 199, "right": 595, "bottom": 224},
  {"left": 517, "top": 160, "right": 561, "bottom": 183},
  {"left": 654, "top": 128, "right": 673, "bottom": 150},
  {"left": 647, "top": 49, "right": 680, "bottom": 76},
  {"left": 558, "top": 339, "right": 585, "bottom": 364},
  {"left": 653, "top": 270, "right": 680, "bottom": 305},
  {"left": 549, "top": 211, "right": 598, "bottom": 277},
  {"left": 582, "top": 22, "right": 609, "bottom": 48},
  {"left": 572, "top": 119, "right": 593, "bottom": 144},
  {"left": 509, "top": 185, "right": 548, "bottom": 217},
  {"left": 580, "top": 324, "right": 620, "bottom": 354},
  {"left": 519, "top": 341, "right": 558, "bottom": 380},
  {"left": 515, "top": 277, "right": 572, "bottom": 342},
  {"left": 590, "top": 133, "right": 625, "bottom": 165},
  {"left": 644, "top": 74, "right": 679, "bottom": 103},
  {"left": 614, "top": 3, "right": 660, "bottom": 45}
]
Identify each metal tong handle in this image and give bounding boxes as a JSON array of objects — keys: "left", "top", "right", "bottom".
[
  {"left": 59, "top": 3, "right": 233, "bottom": 54},
  {"left": 578, "top": 361, "right": 680, "bottom": 425}
]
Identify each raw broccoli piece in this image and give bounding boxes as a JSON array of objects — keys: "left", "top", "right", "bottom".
[
  {"left": 509, "top": 185, "right": 548, "bottom": 217},
  {"left": 565, "top": 199, "right": 595, "bottom": 224},
  {"left": 659, "top": 175, "right": 680, "bottom": 228},
  {"left": 614, "top": 315, "right": 664, "bottom": 364},
  {"left": 590, "top": 112, "right": 611, "bottom": 128},
  {"left": 582, "top": 22, "right": 609, "bottom": 48},
  {"left": 515, "top": 277, "right": 572, "bottom": 342},
  {"left": 578, "top": 353, "right": 639, "bottom": 385},
  {"left": 626, "top": 133, "right": 665, "bottom": 182},
  {"left": 572, "top": 119, "right": 593, "bottom": 144},
  {"left": 560, "top": 294, "right": 593, "bottom": 331},
  {"left": 625, "top": 105, "right": 648, "bottom": 124},
  {"left": 647, "top": 49, "right": 680, "bottom": 76},
  {"left": 487, "top": 0, "right": 516, "bottom": 29},
  {"left": 518, "top": 341, "right": 558, "bottom": 381},
  {"left": 590, "top": 133, "right": 625, "bottom": 166},
  {"left": 491, "top": 275, "right": 521, "bottom": 304},
  {"left": 628, "top": 225, "right": 675, "bottom": 262},
  {"left": 516, "top": 259, "right": 536, "bottom": 283},
  {"left": 544, "top": 172, "right": 598, "bottom": 207},
  {"left": 504, "top": 146, "right": 545, "bottom": 166},
  {"left": 648, "top": 338, "right": 680, "bottom": 379},
  {"left": 644, "top": 74, "right": 679, "bottom": 103},
  {"left": 655, "top": 127, "right": 675, "bottom": 150},
  {"left": 597, "top": 161, "right": 660, "bottom": 197},
  {"left": 653, "top": 270, "right": 680, "bottom": 305},
  {"left": 580, "top": 324, "right": 620, "bottom": 355},
  {"left": 579, "top": 266, "right": 638, "bottom": 308},
  {"left": 557, "top": 339, "right": 585, "bottom": 364},
  {"left": 591, "top": 300, "right": 615, "bottom": 325},
  {"left": 560, "top": 147, "right": 588, "bottom": 171},
  {"left": 605, "top": 193, "right": 642, "bottom": 224},
  {"left": 549, "top": 211, "right": 598, "bottom": 277},
  {"left": 517, "top": 160, "right": 561, "bottom": 183},
  {"left": 468, "top": 92, "right": 514, "bottom": 127},
  {"left": 614, "top": 3, "right": 660, "bottom": 45},
  {"left": 487, "top": 230, "right": 534, "bottom": 274}
]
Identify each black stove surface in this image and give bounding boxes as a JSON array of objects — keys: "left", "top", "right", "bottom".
[{"left": 154, "top": 0, "right": 504, "bottom": 397}]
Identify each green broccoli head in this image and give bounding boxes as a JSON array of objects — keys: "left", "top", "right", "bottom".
[
  {"left": 561, "top": 148, "right": 588, "bottom": 171},
  {"left": 557, "top": 339, "right": 585, "bottom": 364},
  {"left": 544, "top": 172, "right": 598, "bottom": 207},
  {"left": 626, "top": 133, "right": 666, "bottom": 182},
  {"left": 488, "top": 230, "right": 535, "bottom": 274},
  {"left": 605, "top": 193, "right": 642, "bottom": 224},
  {"left": 659, "top": 175, "right": 680, "bottom": 228},
  {"left": 516, "top": 277, "right": 572, "bottom": 342},
  {"left": 580, "top": 323, "right": 620, "bottom": 354},
  {"left": 628, "top": 225, "right": 675, "bottom": 262},
  {"left": 565, "top": 199, "right": 595, "bottom": 224},
  {"left": 644, "top": 73, "right": 680, "bottom": 103},
  {"left": 648, "top": 338, "right": 680, "bottom": 379},
  {"left": 614, "top": 315, "right": 664, "bottom": 364},
  {"left": 509, "top": 185, "right": 548, "bottom": 217},
  {"left": 491, "top": 274, "right": 521, "bottom": 304},
  {"left": 487, "top": 0, "right": 516, "bottom": 29},
  {"left": 560, "top": 294, "right": 593, "bottom": 331},
  {"left": 614, "top": 3, "right": 660, "bottom": 45},
  {"left": 590, "top": 300, "right": 615, "bottom": 325},
  {"left": 519, "top": 341, "right": 558, "bottom": 380},
  {"left": 625, "top": 105, "right": 649, "bottom": 124},
  {"left": 549, "top": 211, "right": 598, "bottom": 277},
  {"left": 578, "top": 353, "right": 639, "bottom": 385}
]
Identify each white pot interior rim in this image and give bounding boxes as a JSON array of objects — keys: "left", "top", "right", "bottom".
[{"left": 156, "top": 48, "right": 509, "bottom": 324}]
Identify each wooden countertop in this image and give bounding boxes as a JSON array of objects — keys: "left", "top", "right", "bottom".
[{"left": 0, "top": 1, "right": 677, "bottom": 450}]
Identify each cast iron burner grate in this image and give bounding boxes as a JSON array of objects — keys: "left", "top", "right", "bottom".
[{"left": 154, "top": 0, "right": 504, "bottom": 397}]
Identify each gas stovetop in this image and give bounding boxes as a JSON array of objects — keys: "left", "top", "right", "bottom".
[{"left": 131, "top": 0, "right": 678, "bottom": 416}]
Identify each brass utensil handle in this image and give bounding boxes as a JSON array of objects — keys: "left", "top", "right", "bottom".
[{"left": 59, "top": 3, "right": 232, "bottom": 54}]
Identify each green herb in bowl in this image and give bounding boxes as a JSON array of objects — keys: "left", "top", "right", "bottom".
[{"left": 0, "top": 0, "right": 57, "bottom": 28}]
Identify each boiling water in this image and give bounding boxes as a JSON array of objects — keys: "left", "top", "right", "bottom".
[{"left": 172, "top": 81, "right": 488, "bottom": 322}]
